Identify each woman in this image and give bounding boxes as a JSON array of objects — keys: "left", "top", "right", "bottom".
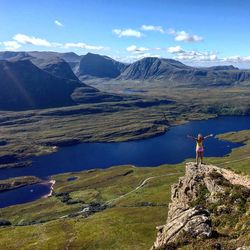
[{"left": 187, "top": 133, "right": 213, "bottom": 165}]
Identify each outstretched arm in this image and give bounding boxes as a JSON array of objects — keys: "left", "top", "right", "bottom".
[
  {"left": 204, "top": 134, "right": 213, "bottom": 139},
  {"left": 187, "top": 134, "right": 197, "bottom": 140}
]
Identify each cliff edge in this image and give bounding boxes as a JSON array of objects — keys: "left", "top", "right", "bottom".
[{"left": 151, "top": 162, "right": 250, "bottom": 250}]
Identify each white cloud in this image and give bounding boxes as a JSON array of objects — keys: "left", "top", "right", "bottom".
[
  {"left": 176, "top": 50, "right": 217, "bottom": 61},
  {"left": 2, "top": 41, "right": 21, "bottom": 50},
  {"left": 166, "top": 46, "right": 250, "bottom": 65},
  {"left": 221, "top": 55, "right": 250, "bottom": 63},
  {"left": 135, "top": 53, "right": 160, "bottom": 59},
  {"left": 167, "top": 46, "right": 184, "bottom": 54},
  {"left": 141, "top": 25, "right": 164, "bottom": 33},
  {"left": 167, "top": 46, "right": 217, "bottom": 61},
  {"left": 51, "top": 42, "right": 63, "bottom": 47},
  {"left": 126, "top": 45, "right": 149, "bottom": 53},
  {"left": 167, "top": 28, "right": 176, "bottom": 35},
  {"left": 175, "top": 51, "right": 217, "bottom": 61},
  {"left": 168, "top": 29, "right": 203, "bottom": 42},
  {"left": 13, "top": 34, "right": 51, "bottom": 47},
  {"left": 54, "top": 20, "right": 63, "bottom": 27},
  {"left": 64, "top": 42, "right": 104, "bottom": 50},
  {"left": 112, "top": 29, "right": 143, "bottom": 38},
  {"left": 117, "top": 53, "right": 161, "bottom": 63},
  {"left": 1, "top": 33, "right": 105, "bottom": 51}
]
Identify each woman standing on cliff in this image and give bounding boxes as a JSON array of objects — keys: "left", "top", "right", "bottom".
[{"left": 187, "top": 133, "right": 213, "bottom": 165}]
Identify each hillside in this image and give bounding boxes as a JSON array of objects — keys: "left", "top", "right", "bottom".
[
  {"left": 30, "top": 57, "right": 79, "bottom": 81},
  {"left": 0, "top": 56, "right": 135, "bottom": 111},
  {"left": 0, "top": 51, "right": 82, "bottom": 75},
  {"left": 0, "top": 130, "right": 250, "bottom": 249},
  {"left": 1, "top": 51, "right": 250, "bottom": 86},
  {"left": 77, "top": 53, "right": 127, "bottom": 79},
  {"left": 0, "top": 59, "right": 81, "bottom": 110},
  {"left": 0, "top": 51, "right": 81, "bottom": 63},
  {"left": 119, "top": 57, "right": 250, "bottom": 86},
  {"left": 119, "top": 57, "right": 190, "bottom": 80},
  {"left": 152, "top": 162, "right": 250, "bottom": 249},
  {"left": 0, "top": 58, "right": 126, "bottom": 111}
]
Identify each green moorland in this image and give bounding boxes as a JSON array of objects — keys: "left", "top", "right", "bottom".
[
  {"left": 1, "top": 84, "right": 250, "bottom": 169},
  {"left": 0, "top": 176, "right": 41, "bottom": 192},
  {"left": 0, "top": 98, "right": 212, "bottom": 169},
  {"left": 0, "top": 130, "right": 250, "bottom": 249}
]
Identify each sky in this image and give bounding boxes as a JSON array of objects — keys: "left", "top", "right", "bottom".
[{"left": 1, "top": 0, "right": 250, "bottom": 67}]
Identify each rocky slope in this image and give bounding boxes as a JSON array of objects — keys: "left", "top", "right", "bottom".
[
  {"left": 0, "top": 56, "right": 131, "bottom": 110},
  {"left": 151, "top": 162, "right": 250, "bottom": 249},
  {"left": 119, "top": 57, "right": 250, "bottom": 86},
  {"left": 0, "top": 51, "right": 81, "bottom": 63},
  {"left": 0, "top": 59, "right": 81, "bottom": 110},
  {"left": 30, "top": 57, "right": 79, "bottom": 81},
  {"left": 1, "top": 51, "right": 250, "bottom": 86},
  {"left": 77, "top": 53, "right": 127, "bottom": 79}
]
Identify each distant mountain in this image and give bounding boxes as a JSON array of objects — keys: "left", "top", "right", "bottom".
[
  {"left": 0, "top": 51, "right": 32, "bottom": 61},
  {"left": 0, "top": 51, "right": 82, "bottom": 75},
  {"left": 56, "top": 52, "right": 82, "bottom": 63},
  {"left": 30, "top": 57, "right": 79, "bottom": 81},
  {"left": 119, "top": 57, "right": 191, "bottom": 80},
  {"left": 77, "top": 53, "right": 127, "bottom": 79},
  {"left": 1, "top": 51, "right": 250, "bottom": 86},
  {"left": 0, "top": 51, "right": 81, "bottom": 82},
  {"left": 0, "top": 60, "right": 82, "bottom": 110},
  {"left": 205, "top": 65, "right": 239, "bottom": 71},
  {"left": 119, "top": 57, "right": 250, "bottom": 86},
  {"left": 0, "top": 51, "right": 82, "bottom": 63},
  {"left": 0, "top": 57, "right": 129, "bottom": 111}
]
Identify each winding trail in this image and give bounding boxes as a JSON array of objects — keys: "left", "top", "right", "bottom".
[
  {"left": 63, "top": 156, "right": 250, "bottom": 217},
  {"left": 56, "top": 156, "right": 250, "bottom": 221},
  {"left": 58, "top": 172, "right": 179, "bottom": 219},
  {"left": 105, "top": 173, "right": 178, "bottom": 206},
  {"left": 217, "top": 156, "right": 250, "bottom": 167}
]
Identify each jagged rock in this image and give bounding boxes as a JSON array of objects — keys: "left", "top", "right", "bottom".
[{"left": 151, "top": 162, "right": 231, "bottom": 249}]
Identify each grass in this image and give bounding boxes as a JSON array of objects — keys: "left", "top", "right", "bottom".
[
  {"left": 0, "top": 130, "right": 250, "bottom": 249},
  {"left": 0, "top": 176, "right": 41, "bottom": 192},
  {"left": 0, "top": 163, "right": 184, "bottom": 249},
  {"left": 4, "top": 83, "right": 250, "bottom": 168},
  {"left": 0, "top": 207, "right": 168, "bottom": 250},
  {"left": 210, "top": 130, "right": 250, "bottom": 175},
  {"left": 0, "top": 77, "right": 250, "bottom": 248}
]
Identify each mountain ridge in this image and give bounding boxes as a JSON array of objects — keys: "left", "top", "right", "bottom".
[
  {"left": 77, "top": 52, "right": 127, "bottom": 80},
  {"left": 1, "top": 51, "right": 250, "bottom": 87},
  {"left": 0, "top": 59, "right": 80, "bottom": 110}
]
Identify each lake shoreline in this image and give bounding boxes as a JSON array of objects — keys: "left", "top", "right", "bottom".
[
  {"left": 0, "top": 176, "right": 41, "bottom": 192},
  {"left": 0, "top": 115, "right": 248, "bottom": 181},
  {"left": 0, "top": 113, "right": 217, "bottom": 170},
  {"left": 0, "top": 116, "right": 250, "bottom": 208},
  {"left": 1, "top": 123, "right": 250, "bottom": 208}
]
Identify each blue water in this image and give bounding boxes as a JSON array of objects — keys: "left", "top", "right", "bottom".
[
  {"left": 67, "top": 176, "right": 78, "bottom": 181},
  {"left": 0, "top": 115, "right": 250, "bottom": 208},
  {"left": 0, "top": 183, "right": 51, "bottom": 208}
]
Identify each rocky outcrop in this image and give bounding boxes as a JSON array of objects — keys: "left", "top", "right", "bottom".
[{"left": 151, "top": 162, "right": 250, "bottom": 249}]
